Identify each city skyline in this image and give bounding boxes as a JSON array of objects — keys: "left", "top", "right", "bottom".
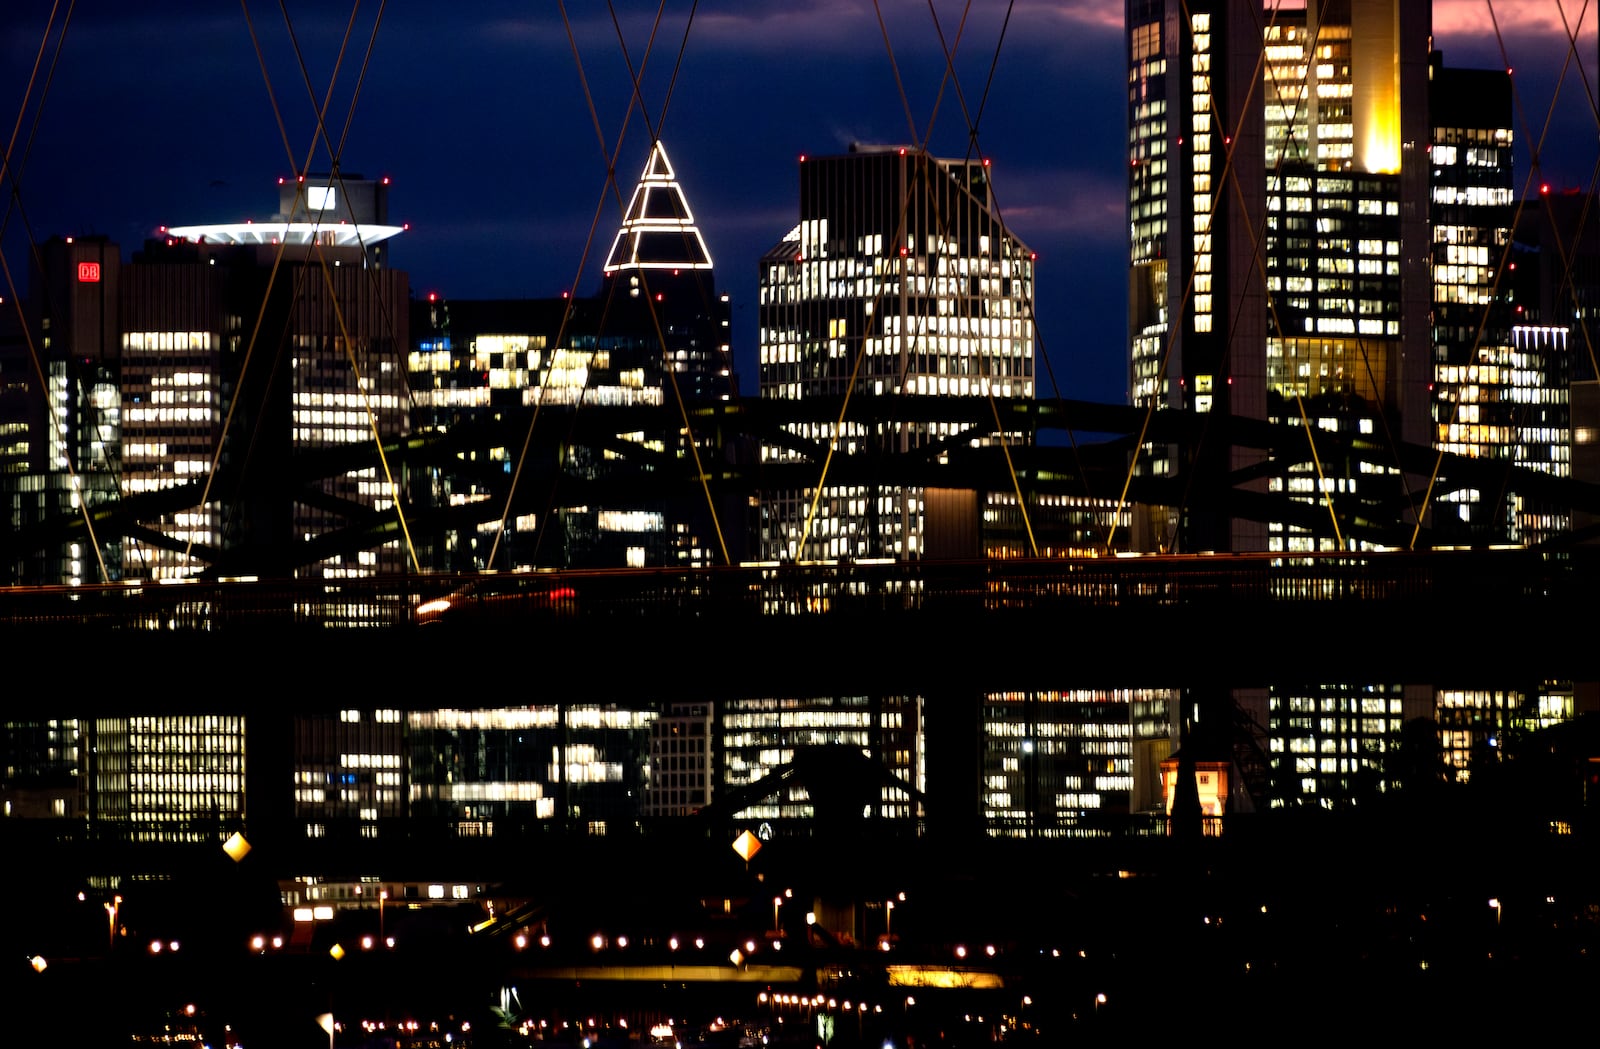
[{"left": 3, "top": 1, "right": 1597, "bottom": 410}]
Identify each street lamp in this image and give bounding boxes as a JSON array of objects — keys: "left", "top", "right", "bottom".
[{"left": 104, "top": 894, "right": 122, "bottom": 952}]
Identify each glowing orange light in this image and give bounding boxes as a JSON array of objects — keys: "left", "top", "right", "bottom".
[{"left": 732, "top": 830, "right": 762, "bottom": 862}]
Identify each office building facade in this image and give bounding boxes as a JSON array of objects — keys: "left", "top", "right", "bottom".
[
  {"left": 406, "top": 705, "right": 657, "bottom": 838},
  {"left": 718, "top": 695, "right": 923, "bottom": 830},
  {"left": 156, "top": 174, "right": 410, "bottom": 580},
  {"left": 1120, "top": 4, "right": 1586, "bottom": 812},
  {"left": 293, "top": 707, "right": 406, "bottom": 840},
  {"left": 408, "top": 142, "right": 735, "bottom": 570},
  {"left": 982, "top": 689, "right": 1177, "bottom": 837},
  {"left": 2, "top": 237, "right": 124, "bottom": 584},
  {"left": 87, "top": 715, "right": 246, "bottom": 844},
  {"left": 758, "top": 145, "right": 1035, "bottom": 562},
  {"left": 2, "top": 176, "right": 410, "bottom": 584},
  {"left": 1127, "top": 0, "right": 1432, "bottom": 554}
]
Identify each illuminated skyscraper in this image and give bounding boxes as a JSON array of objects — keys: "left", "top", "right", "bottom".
[
  {"left": 600, "top": 140, "right": 733, "bottom": 404},
  {"left": 758, "top": 145, "right": 1035, "bottom": 562},
  {"left": 1126, "top": 0, "right": 1431, "bottom": 553},
  {"left": 1127, "top": 3, "right": 1470, "bottom": 812},
  {"left": 148, "top": 174, "right": 409, "bottom": 580},
  {"left": 408, "top": 142, "right": 735, "bottom": 569},
  {"left": 1503, "top": 191, "right": 1591, "bottom": 544},
  {"left": 2, "top": 237, "right": 123, "bottom": 584},
  {"left": 1426, "top": 56, "right": 1554, "bottom": 544}
]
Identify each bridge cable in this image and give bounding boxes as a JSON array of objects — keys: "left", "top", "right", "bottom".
[
  {"left": 486, "top": 0, "right": 646, "bottom": 570},
  {"left": 181, "top": 0, "right": 374, "bottom": 576},
  {"left": 1110, "top": 1, "right": 1339, "bottom": 550},
  {"left": 267, "top": 0, "right": 420, "bottom": 573},
  {"left": 920, "top": 0, "right": 1040, "bottom": 556},
  {"left": 796, "top": 2, "right": 1033, "bottom": 561},
  {"left": 0, "top": 2, "right": 112, "bottom": 581},
  {"left": 792, "top": 3, "right": 961, "bottom": 561},
  {"left": 493, "top": 2, "right": 726, "bottom": 569},
  {"left": 599, "top": 0, "right": 732, "bottom": 565}
]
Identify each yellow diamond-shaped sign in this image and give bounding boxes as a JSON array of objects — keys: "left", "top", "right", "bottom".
[
  {"left": 222, "top": 832, "right": 251, "bottom": 862},
  {"left": 329, "top": 943, "right": 345, "bottom": 960},
  {"left": 732, "top": 830, "right": 761, "bottom": 862}
]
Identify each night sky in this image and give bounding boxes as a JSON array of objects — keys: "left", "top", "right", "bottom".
[{"left": 3, "top": 1, "right": 1596, "bottom": 406}]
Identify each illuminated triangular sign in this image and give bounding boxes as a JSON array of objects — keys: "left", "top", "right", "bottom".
[{"left": 603, "top": 140, "right": 714, "bottom": 273}]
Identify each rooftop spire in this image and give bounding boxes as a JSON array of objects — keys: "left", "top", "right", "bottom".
[{"left": 602, "top": 140, "right": 713, "bottom": 273}]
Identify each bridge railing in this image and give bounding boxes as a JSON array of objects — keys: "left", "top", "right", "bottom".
[{"left": 0, "top": 549, "right": 1582, "bottom": 630}]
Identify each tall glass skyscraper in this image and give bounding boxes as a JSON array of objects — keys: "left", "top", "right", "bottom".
[
  {"left": 1126, "top": 0, "right": 1432, "bottom": 554},
  {"left": 1120, "top": 3, "right": 1575, "bottom": 812}
]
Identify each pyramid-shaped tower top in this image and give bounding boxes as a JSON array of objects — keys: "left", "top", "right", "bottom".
[{"left": 602, "top": 140, "right": 714, "bottom": 274}]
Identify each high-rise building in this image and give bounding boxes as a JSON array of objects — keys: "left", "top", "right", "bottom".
[
  {"left": 1427, "top": 56, "right": 1546, "bottom": 544},
  {"left": 600, "top": 140, "right": 733, "bottom": 404},
  {"left": 154, "top": 174, "right": 410, "bottom": 580},
  {"left": 1126, "top": 0, "right": 1431, "bottom": 554},
  {"left": 758, "top": 145, "right": 1035, "bottom": 562},
  {"left": 408, "top": 142, "right": 736, "bottom": 570},
  {"left": 3, "top": 175, "right": 411, "bottom": 584},
  {"left": 1506, "top": 191, "right": 1595, "bottom": 542},
  {"left": 1121, "top": 4, "right": 1574, "bottom": 814},
  {"left": 1, "top": 237, "right": 123, "bottom": 584}
]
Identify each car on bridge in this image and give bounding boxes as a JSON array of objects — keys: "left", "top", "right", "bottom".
[{"left": 415, "top": 577, "right": 579, "bottom": 626}]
